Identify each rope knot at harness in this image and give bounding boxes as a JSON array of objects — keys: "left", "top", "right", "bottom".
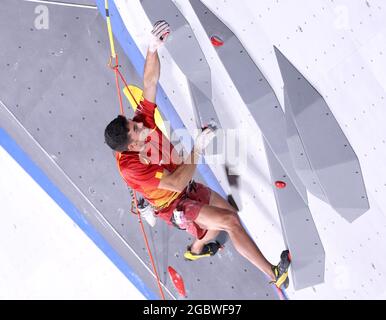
[{"left": 108, "top": 56, "right": 119, "bottom": 71}]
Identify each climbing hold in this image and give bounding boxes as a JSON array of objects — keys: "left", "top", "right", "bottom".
[
  {"left": 168, "top": 266, "right": 186, "bottom": 297},
  {"left": 210, "top": 35, "right": 224, "bottom": 47},
  {"left": 275, "top": 181, "right": 286, "bottom": 189}
]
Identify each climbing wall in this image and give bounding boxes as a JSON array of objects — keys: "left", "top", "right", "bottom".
[
  {"left": 111, "top": 0, "right": 386, "bottom": 299},
  {"left": 2, "top": 0, "right": 386, "bottom": 300}
]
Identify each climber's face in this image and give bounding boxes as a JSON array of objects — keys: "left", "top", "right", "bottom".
[{"left": 126, "top": 119, "right": 151, "bottom": 152}]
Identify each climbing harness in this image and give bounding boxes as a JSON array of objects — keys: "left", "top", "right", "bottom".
[{"left": 170, "top": 180, "right": 196, "bottom": 230}]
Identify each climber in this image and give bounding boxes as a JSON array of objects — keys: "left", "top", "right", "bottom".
[{"left": 104, "top": 20, "right": 290, "bottom": 288}]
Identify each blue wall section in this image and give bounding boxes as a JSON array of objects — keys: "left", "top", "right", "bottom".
[{"left": 95, "top": 0, "right": 227, "bottom": 198}]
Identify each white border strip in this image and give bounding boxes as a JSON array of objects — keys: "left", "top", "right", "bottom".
[{"left": 23, "top": 0, "right": 97, "bottom": 10}]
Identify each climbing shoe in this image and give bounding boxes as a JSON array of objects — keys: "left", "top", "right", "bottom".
[
  {"left": 270, "top": 250, "right": 291, "bottom": 289},
  {"left": 184, "top": 241, "right": 222, "bottom": 261}
]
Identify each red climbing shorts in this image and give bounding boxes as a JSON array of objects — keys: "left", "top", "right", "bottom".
[{"left": 156, "top": 181, "right": 211, "bottom": 240}]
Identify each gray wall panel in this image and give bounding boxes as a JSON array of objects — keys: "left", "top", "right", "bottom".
[{"left": 275, "top": 47, "right": 369, "bottom": 222}]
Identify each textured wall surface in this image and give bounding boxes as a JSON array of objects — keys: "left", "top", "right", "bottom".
[{"left": 1, "top": 0, "right": 386, "bottom": 299}]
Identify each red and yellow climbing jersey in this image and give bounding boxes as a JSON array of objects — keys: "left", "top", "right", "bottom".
[{"left": 116, "top": 99, "right": 182, "bottom": 209}]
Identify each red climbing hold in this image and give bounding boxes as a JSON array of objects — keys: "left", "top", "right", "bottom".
[
  {"left": 168, "top": 266, "right": 186, "bottom": 297},
  {"left": 210, "top": 35, "right": 224, "bottom": 47},
  {"left": 275, "top": 181, "right": 286, "bottom": 189}
]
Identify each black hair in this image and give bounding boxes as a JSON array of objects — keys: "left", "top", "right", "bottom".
[{"left": 104, "top": 115, "right": 131, "bottom": 152}]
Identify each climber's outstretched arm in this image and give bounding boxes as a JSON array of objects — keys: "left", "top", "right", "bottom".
[
  {"left": 143, "top": 50, "right": 160, "bottom": 104},
  {"left": 142, "top": 20, "right": 170, "bottom": 104}
]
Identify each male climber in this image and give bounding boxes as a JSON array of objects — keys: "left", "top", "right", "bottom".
[{"left": 104, "top": 20, "right": 291, "bottom": 288}]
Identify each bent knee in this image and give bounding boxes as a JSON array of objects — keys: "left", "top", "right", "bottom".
[
  {"left": 210, "top": 192, "right": 238, "bottom": 213},
  {"left": 222, "top": 210, "right": 241, "bottom": 231}
]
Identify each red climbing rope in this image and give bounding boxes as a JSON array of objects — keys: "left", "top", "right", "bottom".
[
  {"left": 108, "top": 56, "right": 140, "bottom": 108},
  {"left": 133, "top": 191, "right": 166, "bottom": 300},
  {"left": 108, "top": 56, "right": 125, "bottom": 115}
]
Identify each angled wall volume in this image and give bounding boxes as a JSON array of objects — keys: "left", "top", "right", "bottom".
[
  {"left": 285, "top": 92, "right": 327, "bottom": 202},
  {"left": 264, "top": 139, "right": 325, "bottom": 290},
  {"left": 274, "top": 47, "right": 370, "bottom": 222},
  {"left": 189, "top": 0, "right": 308, "bottom": 205}
]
